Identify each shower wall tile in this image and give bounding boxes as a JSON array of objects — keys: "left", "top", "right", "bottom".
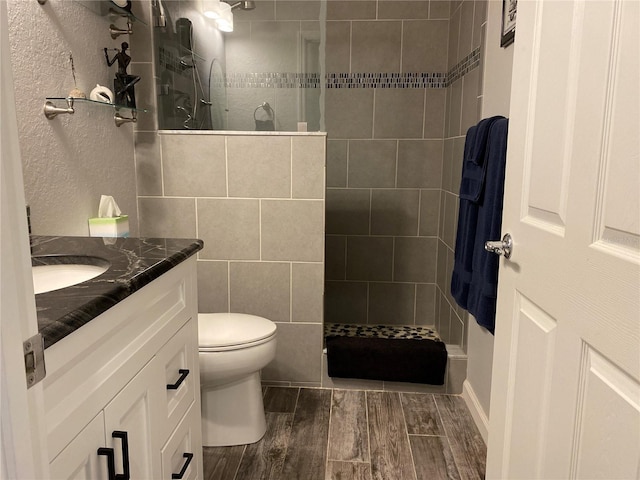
[
  {"left": 415, "top": 283, "right": 436, "bottom": 325},
  {"left": 227, "top": 135, "right": 291, "bottom": 198},
  {"left": 197, "top": 260, "right": 229, "bottom": 313},
  {"left": 346, "top": 236, "right": 394, "bottom": 281},
  {"left": 368, "top": 283, "right": 416, "bottom": 325},
  {"left": 461, "top": 67, "right": 481, "bottom": 136},
  {"left": 373, "top": 89, "right": 426, "bottom": 139},
  {"left": 351, "top": 21, "right": 402, "bottom": 73},
  {"left": 419, "top": 189, "right": 441, "bottom": 237},
  {"left": 348, "top": 140, "right": 397, "bottom": 188},
  {"left": 448, "top": 6, "right": 461, "bottom": 71},
  {"left": 325, "top": 189, "right": 371, "bottom": 235},
  {"left": 449, "top": 315, "right": 464, "bottom": 347},
  {"left": 435, "top": 290, "right": 442, "bottom": 336},
  {"left": 378, "top": 1, "right": 430, "bottom": 19},
  {"left": 326, "top": 0, "right": 376, "bottom": 20},
  {"left": 325, "top": 281, "right": 368, "bottom": 324},
  {"left": 275, "top": 0, "right": 321, "bottom": 20},
  {"left": 473, "top": 0, "right": 487, "bottom": 49},
  {"left": 325, "top": 89, "right": 374, "bottom": 139},
  {"left": 134, "top": 132, "right": 162, "bottom": 196},
  {"left": 274, "top": 88, "right": 300, "bottom": 132},
  {"left": 441, "top": 138, "right": 455, "bottom": 193},
  {"left": 397, "top": 140, "right": 443, "bottom": 188},
  {"left": 393, "top": 237, "right": 437, "bottom": 283},
  {"left": 138, "top": 197, "right": 196, "bottom": 238},
  {"left": 197, "top": 199, "right": 261, "bottom": 260},
  {"left": 262, "top": 323, "right": 322, "bottom": 383},
  {"left": 250, "top": 22, "right": 301, "bottom": 72},
  {"left": 370, "top": 189, "right": 420, "bottom": 236},
  {"left": 292, "top": 263, "right": 324, "bottom": 323},
  {"left": 424, "top": 89, "right": 447, "bottom": 139},
  {"left": 229, "top": 261, "right": 291, "bottom": 322},
  {"left": 442, "top": 192, "right": 457, "bottom": 249},
  {"left": 325, "top": 235, "right": 347, "bottom": 281},
  {"left": 261, "top": 200, "right": 324, "bottom": 262},
  {"left": 438, "top": 293, "right": 451, "bottom": 343},
  {"left": 439, "top": 190, "right": 446, "bottom": 239},
  {"left": 162, "top": 134, "right": 227, "bottom": 197},
  {"left": 429, "top": 1, "right": 451, "bottom": 19},
  {"left": 458, "top": 0, "right": 475, "bottom": 63},
  {"left": 447, "top": 79, "right": 463, "bottom": 138},
  {"left": 436, "top": 239, "right": 448, "bottom": 293},
  {"left": 292, "top": 136, "right": 325, "bottom": 199},
  {"left": 401, "top": 20, "right": 449, "bottom": 73},
  {"left": 326, "top": 140, "right": 348, "bottom": 187},
  {"left": 325, "top": 21, "right": 351, "bottom": 74},
  {"left": 451, "top": 137, "right": 465, "bottom": 196}
]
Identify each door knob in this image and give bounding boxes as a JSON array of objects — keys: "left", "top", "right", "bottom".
[{"left": 485, "top": 233, "right": 513, "bottom": 259}]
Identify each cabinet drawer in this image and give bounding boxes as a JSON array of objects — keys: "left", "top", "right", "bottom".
[
  {"left": 157, "top": 319, "right": 198, "bottom": 438},
  {"left": 161, "top": 403, "right": 202, "bottom": 480}
]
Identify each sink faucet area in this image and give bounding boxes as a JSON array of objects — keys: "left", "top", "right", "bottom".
[
  {"left": 32, "top": 255, "right": 110, "bottom": 294},
  {"left": 30, "top": 235, "right": 203, "bottom": 349}
]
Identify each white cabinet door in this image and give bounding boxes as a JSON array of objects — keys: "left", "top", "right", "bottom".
[
  {"left": 104, "top": 359, "right": 165, "bottom": 480},
  {"left": 49, "top": 413, "right": 108, "bottom": 480}
]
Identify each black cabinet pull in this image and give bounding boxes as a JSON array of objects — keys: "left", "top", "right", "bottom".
[
  {"left": 167, "top": 369, "right": 190, "bottom": 390},
  {"left": 112, "top": 431, "right": 130, "bottom": 480},
  {"left": 171, "top": 452, "right": 194, "bottom": 479},
  {"left": 97, "top": 447, "right": 116, "bottom": 480}
]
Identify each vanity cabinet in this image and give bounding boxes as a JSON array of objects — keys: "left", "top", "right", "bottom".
[{"left": 43, "top": 258, "right": 203, "bottom": 479}]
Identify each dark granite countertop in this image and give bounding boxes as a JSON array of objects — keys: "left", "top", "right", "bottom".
[{"left": 31, "top": 235, "right": 203, "bottom": 349}]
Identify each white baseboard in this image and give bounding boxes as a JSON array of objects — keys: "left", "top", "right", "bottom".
[{"left": 462, "top": 379, "right": 489, "bottom": 443}]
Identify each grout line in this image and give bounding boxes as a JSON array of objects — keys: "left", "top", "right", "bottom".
[
  {"left": 225, "top": 136, "right": 229, "bottom": 197},
  {"left": 325, "top": 389, "right": 335, "bottom": 467},
  {"left": 259, "top": 199, "right": 262, "bottom": 261},
  {"left": 364, "top": 391, "right": 373, "bottom": 468},
  {"left": 399, "top": 392, "right": 420, "bottom": 480},
  {"left": 289, "top": 262, "right": 293, "bottom": 322},
  {"left": 227, "top": 260, "right": 231, "bottom": 311},
  {"left": 231, "top": 444, "right": 247, "bottom": 480}
]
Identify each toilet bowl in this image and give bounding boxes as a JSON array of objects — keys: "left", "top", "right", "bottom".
[{"left": 198, "top": 313, "right": 277, "bottom": 446}]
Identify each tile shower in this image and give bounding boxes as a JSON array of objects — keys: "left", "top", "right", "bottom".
[{"left": 135, "top": 0, "right": 486, "bottom": 391}]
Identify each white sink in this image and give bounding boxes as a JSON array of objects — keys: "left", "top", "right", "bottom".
[{"left": 32, "top": 257, "right": 110, "bottom": 294}]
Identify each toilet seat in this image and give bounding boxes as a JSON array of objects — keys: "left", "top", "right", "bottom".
[{"left": 198, "top": 313, "right": 277, "bottom": 352}]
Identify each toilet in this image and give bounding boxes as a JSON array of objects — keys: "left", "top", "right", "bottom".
[{"left": 198, "top": 313, "right": 277, "bottom": 446}]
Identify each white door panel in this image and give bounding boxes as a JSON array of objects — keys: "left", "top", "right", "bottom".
[{"left": 487, "top": 0, "right": 640, "bottom": 478}]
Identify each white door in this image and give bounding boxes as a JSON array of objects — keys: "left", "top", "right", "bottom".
[
  {"left": 0, "top": 0, "right": 49, "bottom": 477},
  {"left": 487, "top": 0, "right": 640, "bottom": 478},
  {"left": 103, "top": 359, "right": 164, "bottom": 480}
]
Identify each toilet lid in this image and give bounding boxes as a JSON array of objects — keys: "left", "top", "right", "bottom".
[{"left": 198, "top": 313, "right": 277, "bottom": 348}]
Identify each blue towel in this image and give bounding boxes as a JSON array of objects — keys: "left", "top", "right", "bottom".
[
  {"left": 451, "top": 117, "right": 508, "bottom": 334},
  {"left": 451, "top": 116, "right": 505, "bottom": 311}
]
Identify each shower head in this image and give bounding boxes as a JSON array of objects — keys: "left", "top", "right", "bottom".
[{"left": 230, "top": 1, "right": 256, "bottom": 11}]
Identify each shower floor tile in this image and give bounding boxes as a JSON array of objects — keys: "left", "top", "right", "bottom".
[{"left": 324, "top": 322, "right": 441, "bottom": 342}]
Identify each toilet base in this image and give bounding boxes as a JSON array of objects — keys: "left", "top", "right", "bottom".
[{"left": 201, "top": 371, "right": 267, "bottom": 446}]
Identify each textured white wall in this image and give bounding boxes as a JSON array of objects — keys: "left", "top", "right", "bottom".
[{"left": 7, "top": 0, "right": 138, "bottom": 236}]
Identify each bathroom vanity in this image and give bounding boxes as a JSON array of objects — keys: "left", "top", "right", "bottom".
[{"left": 31, "top": 236, "right": 204, "bottom": 480}]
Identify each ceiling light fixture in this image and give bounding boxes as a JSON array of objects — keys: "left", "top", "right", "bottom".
[
  {"left": 215, "top": 2, "right": 233, "bottom": 32},
  {"left": 202, "top": 0, "right": 221, "bottom": 19}
]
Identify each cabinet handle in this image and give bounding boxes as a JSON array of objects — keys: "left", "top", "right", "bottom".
[
  {"left": 112, "top": 431, "right": 131, "bottom": 480},
  {"left": 171, "top": 452, "right": 194, "bottom": 479},
  {"left": 167, "top": 369, "right": 190, "bottom": 390},
  {"left": 97, "top": 447, "right": 117, "bottom": 480}
]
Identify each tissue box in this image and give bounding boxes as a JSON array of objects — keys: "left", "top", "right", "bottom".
[{"left": 88, "top": 215, "right": 129, "bottom": 238}]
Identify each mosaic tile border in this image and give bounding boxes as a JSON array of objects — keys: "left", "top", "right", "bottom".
[
  {"left": 325, "top": 323, "right": 441, "bottom": 341},
  {"left": 160, "top": 46, "right": 481, "bottom": 88}
]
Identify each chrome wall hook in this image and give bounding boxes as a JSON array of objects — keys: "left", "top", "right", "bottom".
[
  {"left": 114, "top": 110, "right": 137, "bottom": 127},
  {"left": 110, "top": 20, "right": 133, "bottom": 39},
  {"left": 43, "top": 98, "right": 75, "bottom": 119}
]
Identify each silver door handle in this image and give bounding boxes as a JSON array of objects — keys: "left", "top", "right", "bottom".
[{"left": 485, "top": 233, "right": 512, "bottom": 259}]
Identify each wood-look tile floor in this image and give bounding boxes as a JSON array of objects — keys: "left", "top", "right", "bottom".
[{"left": 203, "top": 387, "right": 486, "bottom": 480}]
